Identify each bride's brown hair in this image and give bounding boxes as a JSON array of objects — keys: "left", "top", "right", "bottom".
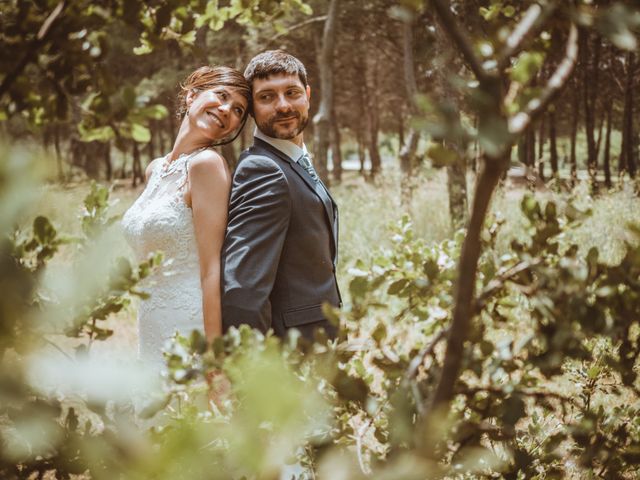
[{"left": 176, "top": 65, "right": 251, "bottom": 119}]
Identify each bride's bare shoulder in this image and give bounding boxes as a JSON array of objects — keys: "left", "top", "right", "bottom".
[{"left": 189, "top": 149, "right": 231, "bottom": 180}]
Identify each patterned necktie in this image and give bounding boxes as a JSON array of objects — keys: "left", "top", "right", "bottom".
[{"left": 298, "top": 153, "right": 319, "bottom": 183}]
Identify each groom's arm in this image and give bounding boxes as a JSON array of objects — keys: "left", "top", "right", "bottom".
[{"left": 221, "top": 155, "right": 291, "bottom": 333}]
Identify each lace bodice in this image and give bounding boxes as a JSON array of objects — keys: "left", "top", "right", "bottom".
[{"left": 122, "top": 151, "right": 204, "bottom": 365}]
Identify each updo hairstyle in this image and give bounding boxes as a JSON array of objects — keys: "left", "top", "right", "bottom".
[{"left": 176, "top": 65, "right": 251, "bottom": 120}]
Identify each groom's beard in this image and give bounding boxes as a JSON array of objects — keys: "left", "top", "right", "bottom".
[{"left": 257, "top": 111, "right": 309, "bottom": 140}]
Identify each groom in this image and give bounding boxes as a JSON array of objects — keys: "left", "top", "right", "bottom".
[{"left": 221, "top": 50, "right": 341, "bottom": 340}]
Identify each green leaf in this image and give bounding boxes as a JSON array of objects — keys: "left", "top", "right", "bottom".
[
  {"left": 387, "top": 279, "right": 408, "bottom": 295},
  {"left": 190, "top": 329, "right": 208, "bottom": 354},
  {"left": 138, "top": 104, "right": 169, "bottom": 120},
  {"left": 333, "top": 369, "right": 368, "bottom": 404},
  {"left": 423, "top": 258, "right": 439, "bottom": 281},
  {"left": 78, "top": 125, "right": 115, "bottom": 143},
  {"left": 521, "top": 194, "right": 541, "bottom": 220},
  {"left": 349, "top": 276, "right": 369, "bottom": 300},
  {"left": 371, "top": 323, "right": 387, "bottom": 343},
  {"left": 502, "top": 5, "right": 516, "bottom": 18},
  {"left": 180, "top": 30, "right": 196, "bottom": 45},
  {"left": 427, "top": 143, "right": 459, "bottom": 167},
  {"left": 587, "top": 366, "right": 601, "bottom": 380},
  {"left": 479, "top": 5, "right": 500, "bottom": 21},
  {"left": 130, "top": 123, "right": 151, "bottom": 143},
  {"left": 511, "top": 51, "right": 545, "bottom": 84},
  {"left": 133, "top": 38, "right": 153, "bottom": 55}
]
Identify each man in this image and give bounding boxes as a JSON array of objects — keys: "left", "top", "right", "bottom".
[{"left": 221, "top": 50, "right": 340, "bottom": 340}]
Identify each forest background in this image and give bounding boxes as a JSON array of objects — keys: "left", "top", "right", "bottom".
[{"left": 2, "top": 0, "right": 640, "bottom": 479}]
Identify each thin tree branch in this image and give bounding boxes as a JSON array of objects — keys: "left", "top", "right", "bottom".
[
  {"left": 430, "top": 0, "right": 490, "bottom": 82},
  {"left": 38, "top": 1, "right": 66, "bottom": 40},
  {"left": 428, "top": 157, "right": 506, "bottom": 411},
  {"left": 267, "top": 15, "right": 328, "bottom": 44},
  {"left": 404, "top": 328, "right": 449, "bottom": 382},
  {"left": 472, "top": 260, "right": 540, "bottom": 314},
  {"left": 43, "top": 337, "right": 75, "bottom": 362},
  {"left": 509, "top": 23, "right": 580, "bottom": 135}
]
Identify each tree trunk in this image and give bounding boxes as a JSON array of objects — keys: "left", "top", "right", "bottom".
[
  {"left": 312, "top": 0, "right": 339, "bottom": 185},
  {"left": 104, "top": 141, "right": 112, "bottom": 181},
  {"left": 527, "top": 127, "right": 536, "bottom": 170},
  {"left": 538, "top": 115, "right": 546, "bottom": 181},
  {"left": 581, "top": 30, "right": 599, "bottom": 177},
  {"left": 433, "top": 13, "right": 467, "bottom": 224},
  {"left": 570, "top": 76, "right": 579, "bottom": 183},
  {"left": 83, "top": 142, "right": 100, "bottom": 179},
  {"left": 132, "top": 142, "right": 143, "bottom": 187},
  {"left": 147, "top": 121, "right": 156, "bottom": 162},
  {"left": 472, "top": 116, "right": 479, "bottom": 173},
  {"left": 53, "top": 124, "right": 64, "bottom": 181},
  {"left": 431, "top": 154, "right": 506, "bottom": 406},
  {"left": 357, "top": 132, "right": 366, "bottom": 175},
  {"left": 365, "top": 56, "right": 382, "bottom": 179},
  {"left": 595, "top": 109, "right": 605, "bottom": 160},
  {"left": 620, "top": 52, "right": 636, "bottom": 178},
  {"left": 399, "top": 17, "right": 420, "bottom": 206},
  {"left": 425, "top": 0, "right": 580, "bottom": 422},
  {"left": 549, "top": 108, "right": 558, "bottom": 176},
  {"left": 604, "top": 100, "right": 612, "bottom": 188},
  {"left": 367, "top": 107, "right": 381, "bottom": 178},
  {"left": 330, "top": 112, "right": 343, "bottom": 183}
]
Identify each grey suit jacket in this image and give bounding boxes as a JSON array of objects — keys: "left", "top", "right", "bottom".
[{"left": 221, "top": 138, "right": 341, "bottom": 340}]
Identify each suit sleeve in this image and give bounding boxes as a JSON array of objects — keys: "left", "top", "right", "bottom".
[{"left": 221, "top": 155, "right": 291, "bottom": 333}]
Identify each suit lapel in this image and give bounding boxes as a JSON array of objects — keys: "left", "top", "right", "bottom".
[{"left": 253, "top": 138, "right": 338, "bottom": 260}]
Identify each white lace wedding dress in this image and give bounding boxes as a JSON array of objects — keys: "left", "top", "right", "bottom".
[{"left": 122, "top": 151, "right": 204, "bottom": 367}]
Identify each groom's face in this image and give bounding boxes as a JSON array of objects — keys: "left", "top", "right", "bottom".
[{"left": 252, "top": 73, "right": 310, "bottom": 145}]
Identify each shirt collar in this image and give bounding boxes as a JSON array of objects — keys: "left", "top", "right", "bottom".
[{"left": 254, "top": 127, "right": 308, "bottom": 162}]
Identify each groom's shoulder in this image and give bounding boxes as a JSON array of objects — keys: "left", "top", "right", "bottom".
[{"left": 236, "top": 144, "right": 285, "bottom": 173}]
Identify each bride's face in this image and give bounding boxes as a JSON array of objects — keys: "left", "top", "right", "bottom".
[{"left": 186, "top": 87, "right": 248, "bottom": 142}]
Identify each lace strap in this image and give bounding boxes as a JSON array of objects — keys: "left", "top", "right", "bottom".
[{"left": 145, "top": 156, "right": 167, "bottom": 191}]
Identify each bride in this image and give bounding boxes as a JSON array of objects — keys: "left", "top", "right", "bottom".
[{"left": 122, "top": 66, "right": 250, "bottom": 367}]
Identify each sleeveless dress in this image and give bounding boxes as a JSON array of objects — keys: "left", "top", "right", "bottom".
[{"left": 121, "top": 151, "right": 204, "bottom": 367}]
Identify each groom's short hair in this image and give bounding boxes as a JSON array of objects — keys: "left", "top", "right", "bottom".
[{"left": 244, "top": 50, "right": 308, "bottom": 88}]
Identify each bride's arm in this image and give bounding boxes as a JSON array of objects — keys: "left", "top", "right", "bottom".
[{"left": 188, "top": 150, "right": 232, "bottom": 341}]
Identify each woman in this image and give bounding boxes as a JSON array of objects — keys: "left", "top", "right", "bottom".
[{"left": 122, "top": 66, "right": 250, "bottom": 366}]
